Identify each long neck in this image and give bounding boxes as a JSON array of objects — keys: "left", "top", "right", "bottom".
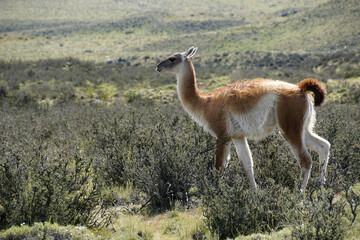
[{"left": 176, "top": 59, "right": 203, "bottom": 110}]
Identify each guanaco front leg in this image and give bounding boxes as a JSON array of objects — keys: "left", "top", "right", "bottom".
[{"left": 233, "top": 137, "right": 257, "bottom": 190}]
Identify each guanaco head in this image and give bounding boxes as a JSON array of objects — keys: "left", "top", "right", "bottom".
[{"left": 156, "top": 46, "right": 198, "bottom": 74}]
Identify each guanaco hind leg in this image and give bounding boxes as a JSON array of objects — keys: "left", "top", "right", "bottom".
[
  {"left": 305, "top": 131, "right": 331, "bottom": 184},
  {"left": 297, "top": 148, "right": 313, "bottom": 191}
]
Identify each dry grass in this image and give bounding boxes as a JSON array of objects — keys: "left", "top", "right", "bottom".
[
  {"left": 0, "top": 0, "right": 335, "bottom": 62},
  {"left": 100, "top": 207, "right": 210, "bottom": 240}
]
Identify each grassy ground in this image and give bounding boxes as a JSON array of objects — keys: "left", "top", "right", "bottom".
[
  {"left": 96, "top": 183, "right": 360, "bottom": 240},
  {"left": 3, "top": 0, "right": 358, "bottom": 62},
  {"left": 106, "top": 207, "right": 208, "bottom": 240}
]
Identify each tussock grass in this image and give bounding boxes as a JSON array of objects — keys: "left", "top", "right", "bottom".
[
  {"left": 109, "top": 207, "right": 209, "bottom": 240},
  {"left": 0, "top": 222, "right": 100, "bottom": 240}
]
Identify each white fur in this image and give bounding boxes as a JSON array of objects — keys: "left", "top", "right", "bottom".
[
  {"left": 228, "top": 93, "right": 278, "bottom": 139},
  {"left": 233, "top": 138, "right": 257, "bottom": 189},
  {"left": 176, "top": 66, "right": 216, "bottom": 137},
  {"left": 305, "top": 132, "right": 331, "bottom": 184}
]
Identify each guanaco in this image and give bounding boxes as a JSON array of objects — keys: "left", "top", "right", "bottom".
[{"left": 156, "top": 46, "right": 330, "bottom": 191}]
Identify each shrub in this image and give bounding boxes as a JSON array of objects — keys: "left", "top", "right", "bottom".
[
  {"left": 291, "top": 187, "right": 347, "bottom": 240},
  {"left": 0, "top": 83, "right": 8, "bottom": 99},
  {"left": 203, "top": 179, "right": 359, "bottom": 240},
  {"left": 91, "top": 104, "right": 215, "bottom": 211},
  {"left": 250, "top": 134, "right": 300, "bottom": 190},
  {"left": 127, "top": 115, "right": 214, "bottom": 210},
  {"left": 0, "top": 104, "right": 112, "bottom": 230},
  {"left": 314, "top": 104, "right": 360, "bottom": 188},
  {"left": 203, "top": 176, "right": 297, "bottom": 239}
]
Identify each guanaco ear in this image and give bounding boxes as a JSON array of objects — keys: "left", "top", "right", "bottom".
[{"left": 183, "top": 46, "right": 198, "bottom": 59}]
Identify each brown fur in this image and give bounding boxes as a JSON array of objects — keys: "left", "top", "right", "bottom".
[
  {"left": 215, "top": 139, "right": 231, "bottom": 170},
  {"left": 276, "top": 91, "right": 313, "bottom": 170},
  {"left": 277, "top": 91, "right": 307, "bottom": 149},
  {"left": 297, "top": 78, "right": 326, "bottom": 106},
  {"left": 201, "top": 79, "right": 274, "bottom": 115}
]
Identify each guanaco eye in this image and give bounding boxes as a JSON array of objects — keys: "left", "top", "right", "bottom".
[{"left": 169, "top": 57, "right": 176, "bottom": 62}]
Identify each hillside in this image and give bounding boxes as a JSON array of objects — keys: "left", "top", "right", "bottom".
[{"left": 1, "top": 0, "right": 359, "bottom": 62}]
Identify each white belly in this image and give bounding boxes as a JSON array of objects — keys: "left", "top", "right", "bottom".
[{"left": 228, "top": 94, "right": 277, "bottom": 139}]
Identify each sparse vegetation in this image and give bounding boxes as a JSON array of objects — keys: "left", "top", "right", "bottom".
[
  {"left": 1, "top": 0, "right": 360, "bottom": 239},
  {"left": 0, "top": 222, "right": 100, "bottom": 240}
]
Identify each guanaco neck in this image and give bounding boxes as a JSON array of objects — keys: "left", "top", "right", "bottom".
[{"left": 176, "top": 59, "right": 203, "bottom": 111}]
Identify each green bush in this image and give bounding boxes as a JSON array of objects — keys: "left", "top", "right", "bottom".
[
  {"left": 0, "top": 59, "right": 174, "bottom": 106},
  {"left": 203, "top": 180, "right": 359, "bottom": 240},
  {"left": 291, "top": 188, "right": 347, "bottom": 240},
  {"left": 250, "top": 134, "right": 299, "bottom": 190},
  {"left": 203, "top": 177, "right": 297, "bottom": 239},
  {"left": 314, "top": 104, "right": 360, "bottom": 188},
  {"left": 0, "top": 104, "right": 112, "bottom": 230},
  {"left": 91, "top": 104, "right": 215, "bottom": 210},
  {"left": 127, "top": 114, "right": 214, "bottom": 210}
]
